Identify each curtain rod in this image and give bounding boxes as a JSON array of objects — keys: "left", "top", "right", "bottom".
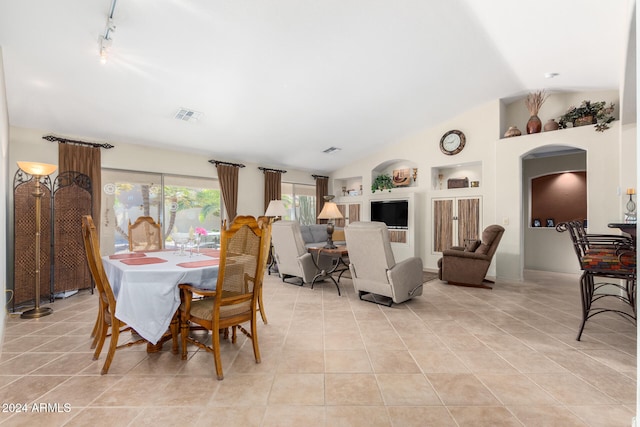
[
  {"left": 312, "top": 174, "right": 329, "bottom": 179},
  {"left": 43, "top": 134, "right": 114, "bottom": 149},
  {"left": 258, "top": 167, "right": 287, "bottom": 174},
  {"left": 208, "top": 160, "right": 246, "bottom": 168}
]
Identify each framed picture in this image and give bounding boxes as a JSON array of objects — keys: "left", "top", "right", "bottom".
[
  {"left": 532, "top": 219, "right": 542, "bottom": 227},
  {"left": 392, "top": 168, "right": 411, "bottom": 186},
  {"left": 546, "top": 218, "right": 555, "bottom": 227}
]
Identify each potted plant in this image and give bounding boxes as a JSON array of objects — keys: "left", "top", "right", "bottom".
[
  {"left": 371, "top": 173, "right": 394, "bottom": 193},
  {"left": 557, "top": 100, "right": 615, "bottom": 132}
]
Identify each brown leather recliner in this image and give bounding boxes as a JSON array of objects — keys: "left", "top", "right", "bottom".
[{"left": 437, "top": 224, "right": 505, "bottom": 289}]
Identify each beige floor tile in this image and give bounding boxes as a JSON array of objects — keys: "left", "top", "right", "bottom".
[
  {"left": 209, "top": 374, "right": 273, "bottom": 406},
  {"left": 262, "top": 405, "right": 325, "bottom": 427},
  {"left": 268, "top": 373, "right": 324, "bottom": 405},
  {"left": 496, "top": 350, "right": 567, "bottom": 374},
  {"left": 411, "top": 350, "right": 470, "bottom": 374},
  {"left": 527, "top": 373, "right": 617, "bottom": 406},
  {"left": 195, "top": 406, "right": 266, "bottom": 427},
  {"left": 325, "top": 405, "right": 391, "bottom": 426},
  {"left": 325, "top": 373, "right": 383, "bottom": 405},
  {"left": 376, "top": 373, "right": 441, "bottom": 405},
  {"left": 508, "top": 405, "right": 588, "bottom": 427},
  {"left": 455, "top": 350, "right": 519, "bottom": 374},
  {"left": 368, "top": 349, "right": 421, "bottom": 373},
  {"left": 324, "top": 332, "right": 366, "bottom": 350},
  {"left": 276, "top": 349, "right": 325, "bottom": 373},
  {"left": 387, "top": 406, "right": 457, "bottom": 427},
  {"left": 325, "top": 349, "right": 372, "bottom": 373},
  {"left": 426, "top": 373, "right": 500, "bottom": 406},
  {"left": 567, "top": 404, "right": 635, "bottom": 427},
  {"left": 448, "top": 406, "right": 522, "bottom": 426},
  {"left": 475, "top": 373, "right": 557, "bottom": 405}
]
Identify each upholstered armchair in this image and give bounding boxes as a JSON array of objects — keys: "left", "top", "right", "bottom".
[
  {"left": 438, "top": 224, "right": 505, "bottom": 289},
  {"left": 344, "top": 221, "right": 424, "bottom": 306},
  {"left": 271, "top": 221, "right": 333, "bottom": 285}
]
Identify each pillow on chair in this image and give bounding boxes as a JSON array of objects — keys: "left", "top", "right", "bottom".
[{"left": 464, "top": 240, "right": 481, "bottom": 252}]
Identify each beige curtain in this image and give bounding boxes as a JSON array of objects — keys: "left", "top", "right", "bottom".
[
  {"left": 263, "top": 170, "right": 282, "bottom": 211},
  {"left": 314, "top": 175, "right": 328, "bottom": 223},
  {"left": 58, "top": 143, "right": 101, "bottom": 227},
  {"left": 216, "top": 163, "right": 239, "bottom": 222}
]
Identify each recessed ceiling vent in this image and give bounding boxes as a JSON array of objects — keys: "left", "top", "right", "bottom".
[
  {"left": 174, "top": 108, "right": 203, "bottom": 123},
  {"left": 323, "top": 146, "right": 341, "bottom": 154}
]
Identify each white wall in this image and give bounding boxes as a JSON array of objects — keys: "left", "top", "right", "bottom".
[
  {"left": 0, "top": 48, "right": 8, "bottom": 352},
  {"left": 8, "top": 126, "right": 316, "bottom": 221}
]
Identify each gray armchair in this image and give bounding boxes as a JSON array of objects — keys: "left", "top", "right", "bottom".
[
  {"left": 344, "top": 221, "right": 424, "bottom": 306},
  {"left": 271, "top": 221, "right": 333, "bottom": 286},
  {"left": 437, "top": 224, "right": 505, "bottom": 289}
]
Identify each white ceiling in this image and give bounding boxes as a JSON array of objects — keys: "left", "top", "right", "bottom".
[{"left": 0, "top": 0, "right": 633, "bottom": 172}]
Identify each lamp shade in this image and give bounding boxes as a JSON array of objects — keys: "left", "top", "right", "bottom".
[
  {"left": 265, "top": 200, "right": 287, "bottom": 217},
  {"left": 17, "top": 161, "right": 57, "bottom": 176},
  {"left": 317, "top": 202, "right": 343, "bottom": 220}
]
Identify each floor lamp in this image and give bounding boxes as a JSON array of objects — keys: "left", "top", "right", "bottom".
[{"left": 17, "top": 161, "right": 58, "bottom": 319}]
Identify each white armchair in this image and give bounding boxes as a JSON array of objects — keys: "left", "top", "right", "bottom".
[
  {"left": 345, "top": 221, "right": 424, "bottom": 305},
  {"left": 271, "top": 221, "right": 333, "bottom": 286}
]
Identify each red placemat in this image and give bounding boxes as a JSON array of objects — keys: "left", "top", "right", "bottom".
[
  {"left": 177, "top": 259, "right": 220, "bottom": 268},
  {"left": 120, "top": 257, "right": 168, "bottom": 265},
  {"left": 109, "top": 253, "right": 147, "bottom": 260},
  {"left": 199, "top": 249, "right": 221, "bottom": 258}
]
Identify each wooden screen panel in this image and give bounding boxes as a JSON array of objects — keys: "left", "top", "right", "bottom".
[
  {"left": 457, "top": 198, "right": 480, "bottom": 246},
  {"left": 389, "top": 230, "right": 407, "bottom": 243},
  {"left": 53, "top": 172, "right": 93, "bottom": 295},
  {"left": 13, "top": 175, "right": 52, "bottom": 309},
  {"left": 433, "top": 199, "right": 453, "bottom": 252}
]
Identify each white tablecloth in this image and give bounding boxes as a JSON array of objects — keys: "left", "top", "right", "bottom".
[{"left": 102, "top": 251, "right": 219, "bottom": 344}]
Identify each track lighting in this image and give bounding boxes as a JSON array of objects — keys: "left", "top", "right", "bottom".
[{"left": 98, "top": 0, "right": 118, "bottom": 64}]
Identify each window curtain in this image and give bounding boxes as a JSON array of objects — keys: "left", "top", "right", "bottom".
[
  {"left": 263, "top": 169, "right": 283, "bottom": 211},
  {"left": 216, "top": 163, "right": 240, "bottom": 223},
  {"left": 314, "top": 175, "right": 328, "bottom": 224},
  {"left": 58, "top": 143, "right": 101, "bottom": 227}
]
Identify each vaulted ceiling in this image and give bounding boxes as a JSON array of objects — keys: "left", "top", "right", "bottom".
[{"left": 0, "top": 0, "right": 634, "bottom": 172}]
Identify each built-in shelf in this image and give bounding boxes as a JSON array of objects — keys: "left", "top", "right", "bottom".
[{"left": 430, "top": 161, "right": 481, "bottom": 191}]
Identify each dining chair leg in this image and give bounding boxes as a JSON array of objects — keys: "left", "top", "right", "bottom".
[
  {"left": 93, "top": 315, "right": 108, "bottom": 361},
  {"left": 170, "top": 312, "right": 179, "bottom": 355},
  {"left": 258, "top": 289, "right": 268, "bottom": 324},
  {"left": 212, "top": 329, "right": 224, "bottom": 380},
  {"left": 251, "top": 315, "right": 261, "bottom": 364},
  {"left": 180, "top": 316, "right": 189, "bottom": 360},
  {"left": 101, "top": 320, "right": 120, "bottom": 375}
]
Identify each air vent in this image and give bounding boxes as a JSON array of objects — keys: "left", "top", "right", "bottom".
[
  {"left": 323, "top": 146, "right": 341, "bottom": 154},
  {"left": 174, "top": 108, "right": 203, "bottom": 122}
]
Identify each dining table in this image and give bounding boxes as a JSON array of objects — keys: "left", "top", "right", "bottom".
[{"left": 101, "top": 248, "right": 221, "bottom": 347}]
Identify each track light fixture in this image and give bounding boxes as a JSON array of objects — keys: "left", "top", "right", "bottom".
[{"left": 98, "top": 0, "right": 118, "bottom": 64}]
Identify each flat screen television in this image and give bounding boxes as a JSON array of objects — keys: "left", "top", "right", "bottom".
[{"left": 370, "top": 199, "right": 408, "bottom": 229}]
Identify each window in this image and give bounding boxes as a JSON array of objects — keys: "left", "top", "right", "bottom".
[
  {"left": 281, "top": 182, "right": 316, "bottom": 225},
  {"left": 101, "top": 169, "right": 221, "bottom": 254}
]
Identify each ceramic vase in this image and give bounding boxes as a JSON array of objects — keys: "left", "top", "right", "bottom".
[
  {"left": 543, "top": 119, "right": 559, "bottom": 131},
  {"left": 504, "top": 126, "right": 522, "bottom": 138},
  {"left": 526, "top": 115, "right": 542, "bottom": 134}
]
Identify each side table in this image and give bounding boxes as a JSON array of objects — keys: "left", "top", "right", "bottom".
[{"left": 307, "top": 246, "right": 349, "bottom": 296}]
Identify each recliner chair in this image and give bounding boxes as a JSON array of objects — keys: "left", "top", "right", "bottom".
[
  {"left": 345, "top": 221, "right": 424, "bottom": 306},
  {"left": 271, "top": 221, "right": 333, "bottom": 285},
  {"left": 437, "top": 224, "right": 505, "bottom": 289}
]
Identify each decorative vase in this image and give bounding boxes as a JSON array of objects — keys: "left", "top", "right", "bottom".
[
  {"left": 504, "top": 126, "right": 522, "bottom": 138},
  {"left": 573, "top": 115, "right": 595, "bottom": 127},
  {"left": 526, "top": 115, "right": 542, "bottom": 134},
  {"left": 543, "top": 119, "right": 559, "bottom": 132}
]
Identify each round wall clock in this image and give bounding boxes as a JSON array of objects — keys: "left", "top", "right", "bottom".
[{"left": 440, "top": 130, "right": 466, "bottom": 155}]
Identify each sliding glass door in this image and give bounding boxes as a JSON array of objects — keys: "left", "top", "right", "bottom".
[{"left": 100, "top": 169, "right": 221, "bottom": 255}]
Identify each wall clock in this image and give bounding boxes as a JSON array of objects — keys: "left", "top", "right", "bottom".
[{"left": 440, "top": 130, "right": 465, "bottom": 155}]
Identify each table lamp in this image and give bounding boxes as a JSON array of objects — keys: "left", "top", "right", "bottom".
[
  {"left": 17, "top": 161, "right": 58, "bottom": 319},
  {"left": 317, "top": 198, "right": 344, "bottom": 249}
]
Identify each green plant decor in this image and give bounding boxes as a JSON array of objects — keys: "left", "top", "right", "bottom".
[
  {"left": 371, "top": 174, "right": 394, "bottom": 193},
  {"left": 557, "top": 100, "right": 615, "bottom": 132}
]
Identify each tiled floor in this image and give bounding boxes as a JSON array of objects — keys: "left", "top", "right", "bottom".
[{"left": 0, "top": 270, "right": 636, "bottom": 426}]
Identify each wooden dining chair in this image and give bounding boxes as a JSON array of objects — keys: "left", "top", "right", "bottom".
[
  {"left": 81, "top": 215, "right": 102, "bottom": 350},
  {"left": 128, "top": 216, "right": 162, "bottom": 252},
  {"left": 82, "top": 215, "right": 178, "bottom": 374},
  {"left": 179, "top": 215, "right": 269, "bottom": 380}
]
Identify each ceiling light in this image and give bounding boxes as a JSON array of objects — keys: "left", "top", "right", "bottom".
[
  {"left": 174, "top": 108, "right": 203, "bottom": 122},
  {"left": 544, "top": 72, "right": 559, "bottom": 79},
  {"left": 98, "top": 1, "right": 118, "bottom": 64},
  {"left": 323, "top": 147, "right": 341, "bottom": 154}
]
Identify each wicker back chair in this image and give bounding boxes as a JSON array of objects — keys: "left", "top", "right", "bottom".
[
  {"left": 82, "top": 215, "right": 178, "bottom": 374},
  {"left": 128, "top": 216, "right": 162, "bottom": 252},
  {"left": 179, "top": 215, "right": 270, "bottom": 380}
]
